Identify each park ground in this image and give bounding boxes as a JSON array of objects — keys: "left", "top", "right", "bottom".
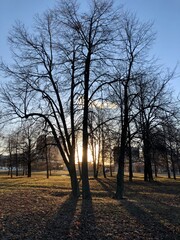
[{"left": 0, "top": 172, "right": 179, "bottom": 240}]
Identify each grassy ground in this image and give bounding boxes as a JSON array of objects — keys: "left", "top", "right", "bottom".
[{"left": 0, "top": 172, "right": 179, "bottom": 240}]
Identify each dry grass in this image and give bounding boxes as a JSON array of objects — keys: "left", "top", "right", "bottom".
[{"left": 0, "top": 172, "right": 179, "bottom": 239}]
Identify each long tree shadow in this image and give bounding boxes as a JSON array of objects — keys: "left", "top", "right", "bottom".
[
  {"left": 121, "top": 198, "right": 179, "bottom": 240},
  {"left": 41, "top": 194, "right": 78, "bottom": 240},
  {"left": 75, "top": 197, "right": 98, "bottom": 239},
  {"left": 95, "top": 178, "right": 115, "bottom": 197},
  {"left": 41, "top": 195, "right": 103, "bottom": 239},
  {"left": 129, "top": 188, "right": 180, "bottom": 228},
  {"left": 125, "top": 179, "right": 180, "bottom": 196},
  {"left": 95, "top": 178, "right": 179, "bottom": 239}
]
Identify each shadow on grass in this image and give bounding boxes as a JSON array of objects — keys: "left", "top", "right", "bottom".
[
  {"left": 95, "top": 178, "right": 115, "bottom": 197},
  {"left": 76, "top": 197, "right": 98, "bottom": 239},
  {"left": 94, "top": 178, "right": 179, "bottom": 239},
  {"left": 41, "top": 195, "right": 78, "bottom": 240},
  {"left": 41, "top": 194, "right": 99, "bottom": 239},
  {"left": 121, "top": 198, "right": 179, "bottom": 240},
  {"left": 129, "top": 187, "right": 180, "bottom": 227},
  {"left": 126, "top": 178, "right": 180, "bottom": 195}
]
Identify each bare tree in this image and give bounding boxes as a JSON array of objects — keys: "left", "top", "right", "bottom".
[
  {"left": 19, "top": 121, "right": 41, "bottom": 177},
  {"left": 56, "top": 0, "right": 119, "bottom": 198},
  {"left": 134, "top": 70, "right": 174, "bottom": 181},
  {"left": 0, "top": 0, "right": 119, "bottom": 198},
  {"left": 160, "top": 114, "right": 180, "bottom": 179},
  {"left": 109, "top": 12, "right": 155, "bottom": 199}
]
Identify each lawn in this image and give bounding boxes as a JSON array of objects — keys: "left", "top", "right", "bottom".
[{"left": 0, "top": 172, "right": 179, "bottom": 239}]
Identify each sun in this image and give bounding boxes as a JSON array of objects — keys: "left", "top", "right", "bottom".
[{"left": 75, "top": 144, "right": 93, "bottom": 164}]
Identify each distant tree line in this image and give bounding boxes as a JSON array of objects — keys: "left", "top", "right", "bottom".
[{"left": 0, "top": 120, "right": 65, "bottom": 178}]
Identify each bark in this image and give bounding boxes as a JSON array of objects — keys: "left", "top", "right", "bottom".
[
  {"left": 109, "top": 153, "right": 113, "bottom": 177},
  {"left": 95, "top": 148, "right": 100, "bottom": 179},
  {"left": 82, "top": 53, "right": 91, "bottom": 199},
  {"left": 95, "top": 130, "right": 101, "bottom": 179},
  {"left": 154, "top": 161, "right": 158, "bottom": 178},
  {"left": 92, "top": 143, "right": 97, "bottom": 179},
  {"left": 176, "top": 147, "right": 180, "bottom": 174},
  {"left": 76, "top": 146, "right": 82, "bottom": 178},
  {"left": 165, "top": 151, "right": 171, "bottom": 178},
  {"left": 102, "top": 130, "right": 106, "bottom": 179},
  {"left": 170, "top": 145, "right": 176, "bottom": 180},
  {"left": 27, "top": 161, "right": 31, "bottom": 178},
  {"left": 93, "top": 157, "right": 97, "bottom": 178},
  {"left": 15, "top": 149, "right": 19, "bottom": 177},
  {"left": 115, "top": 129, "right": 126, "bottom": 199},
  {"left": 69, "top": 47, "right": 80, "bottom": 197},
  {"left": 108, "top": 131, "right": 113, "bottom": 177},
  {"left": 27, "top": 138, "right": 32, "bottom": 178},
  {"left": 8, "top": 140, "right": 13, "bottom": 178},
  {"left": 128, "top": 127, "right": 133, "bottom": 181},
  {"left": 152, "top": 148, "right": 157, "bottom": 177},
  {"left": 89, "top": 126, "right": 97, "bottom": 178},
  {"left": 45, "top": 139, "right": 49, "bottom": 179},
  {"left": 143, "top": 137, "right": 153, "bottom": 182},
  {"left": 115, "top": 82, "right": 129, "bottom": 199},
  {"left": 69, "top": 161, "right": 80, "bottom": 198}
]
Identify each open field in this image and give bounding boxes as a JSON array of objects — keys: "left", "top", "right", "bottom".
[{"left": 0, "top": 172, "right": 179, "bottom": 240}]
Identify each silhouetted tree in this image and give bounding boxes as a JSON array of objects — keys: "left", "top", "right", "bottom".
[
  {"left": 110, "top": 12, "right": 155, "bottom": 198},
  {"left": 135, "top": 71, "right": 174, "bottom": 181}
]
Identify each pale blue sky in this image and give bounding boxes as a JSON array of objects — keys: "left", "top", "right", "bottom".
[
  {"left": 0, "top": 0, "right": 180, "bottom": 94},
  {"left": 0, "top": 0, "right": 55, "bottom": 62},
  {"left": 120, "top": 0, "right": 180, "bottom": 93}
]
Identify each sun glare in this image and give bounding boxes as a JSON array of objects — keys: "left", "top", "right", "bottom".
[{"left": 76, "top": 144, "right": 94, "bottom": 164}]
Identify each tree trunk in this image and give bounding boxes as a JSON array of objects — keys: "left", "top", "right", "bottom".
[
  {"left": 69, "top": 147, "right": 80, "bottom": 198},
  {"left": 8, "top": 140, "right": 13, "bottom": 178},
  {"left": 143, "top": 128, "right": 153, "bottom": 182},
  {"left": 102, "top": 130, "right": 106, "bottom": 179},
  {"left": 115, "top": 81, "right": 129, "bottom": 199},
  {"left": 69, "top": 162, "right": 80, "bottom": 198},
  {"left": 102, "top": 158, "right": 106, "bottom": 178},
  {"left": 93, "top": 158, "right": 97, "bottom": 178},
  {"left": 48, "top": 147, "right": 52, "bottom": 176},
  {"left": 15, "top": 150, "right": 19, "bottom": 177},
  {"left": 95, "top": 133, "right": 101, "bottom": 178},
  {"left": 27, "top": 161, "right": 31, "bottom": 178},
  {"left": 82, "top": 53, "right": 91, "bottom": 199},
  {"left": 109, "top": 152, "right": 113, "bottom": 177},
  {"left": 152, "top": 149, "right": 158, "bottom": 178},
  {"left": 115, "top": 140, "right": 126, "bottom": 199},
  {"left": 109, "top": 133, "right": 113, "bottom": 177},
  {"left": 27, "top": 138, "right": 32, "bottom": 178},
  {"left": 82, "top": 126, "right": 91, "bottom": 198},
  {"left": 176, "top": 147, "right": 180, "bottom": 174},
  {"left": 154, "top": 162, "right": 158, "bottom": 178},
  {"left": 128, "top": 127, "right": 133, "bottom": 181},
  {"left": 9, "top": 164, "right": 13, "bottom": 179},
  {"left": 45, "top": 135, "right": 49, "bottom": 179},
  {"left": 143, "top": 145, "right": 153, "bottom": 181},
  {"left": 76, "top": 143, "right": 82, "bottom": 178},
  {"left": 165, "top": 152, "right": 171, "bottom": 178},
  {"left": 170, "top": 147, "right": 176, "bottom": 180},
  {"left": 95, "top": 150, "right": 100, "bottom": 179},
  {"left": 69, "top": 49, "right": 80, "bottom": 197},
  {"left": 77, "top": 157, "right": 82, "bottom": 179},
  {"left": 91, "top": 137, "right": 97, "bottom": 179}
]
